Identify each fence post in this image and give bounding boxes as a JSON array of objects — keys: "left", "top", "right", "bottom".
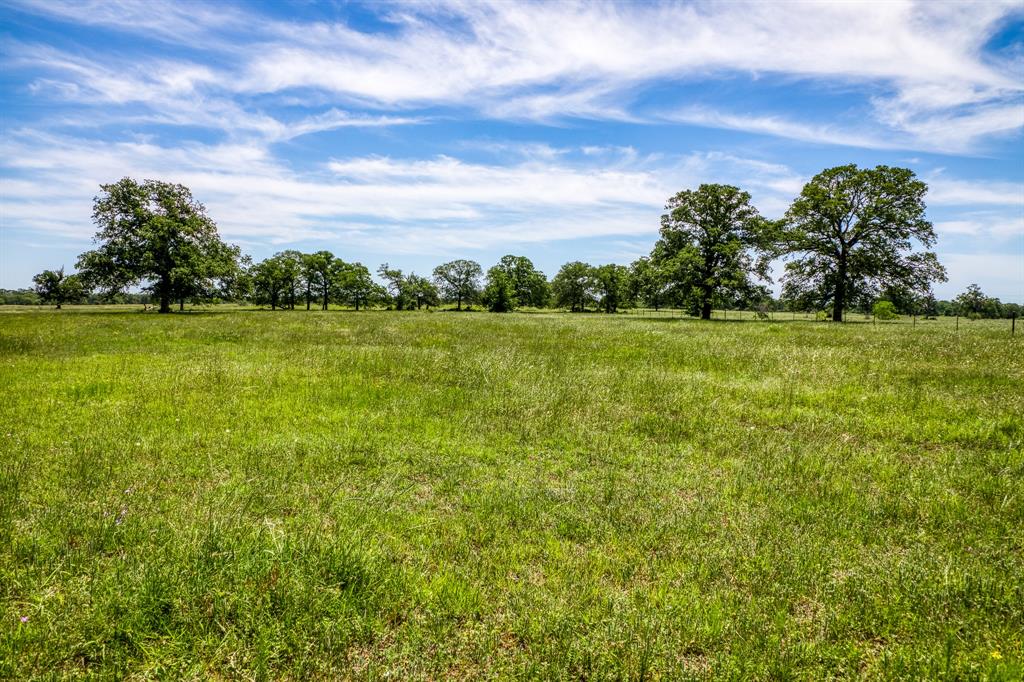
[{"left": 956, "top": 315, "right": 959, "bottom": 331}]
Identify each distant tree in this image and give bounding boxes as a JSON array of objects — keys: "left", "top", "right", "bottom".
[
  {"left": 920, "top": 293, "right": 939, "bottom": 319},
  {"left": 406, "top": 274, "right": 439, "bottom": 310},
  {"left": 551, "top": 261, "right": 595, "bottom": 312},
  {"left": 0, "top": 289, "right": 41, "bottom": 305},
  {"left": 592, "top": 263, "right": 631, "bottom": 313},
  {"left": 378, "top": 263, "right": 411, "bottom": 310},
  {"left": 488, "top": 255, "right": 549, "bottom": 308},
  {"left": 482, "top": 268, "right": 517, "bottom": 312},
  {"left": 878, "top": 284, "right": 937, "bottom": 316},
  {"left": 731, "top": 283, "right": 774, "bottom": 315},
  {"left": 300, "top": 253, "right": 319, "bottom": 310},
  {"left": 32, "top": 267, "right": 85, "bottom": 309},
  {"left": 251, "top": 254, "right": 288, "bottom": 307},
  {"left": 301, "top": 251, "right": 335, "bottom": 310},
  {"left": 955, "top": 284, "right": 1002, "bottom": 319},
  {"left": 218, "top": 254, "right": 253, "bottom": 303},
  {"left": 652, "top": 184, "right": 775, "bottom": 320},
  {"left": 628, "top": 257, "right": 669, "bottom": 310},
  {"left": 433, "top": 259, "right": 482, "bottom": 310},
  {"left": 276, "top": 250, "right": 303, "bottom": 310},
  {"left": 782, "top": 164, "right": 946, "bottom": 322},
  {"left": 76, "top": 178, "right": 239, "bottom": 313},
  {"left": 872, "top": 300, "right": 899, "bottom": 320},
  {"left": 251, "top": 253, "right": 298, "bottom": 310},
  {"left": 334, "top": 262, "right": 380, "bottom": 310}
]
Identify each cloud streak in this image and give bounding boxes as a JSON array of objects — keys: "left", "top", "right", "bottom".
[{"left": 5, "top": 1, "right": 1022, "bottom": 150}]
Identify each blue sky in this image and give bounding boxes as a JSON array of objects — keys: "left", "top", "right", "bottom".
[{"left": 1, "top": 0, "right": 1022, "bottom": 301}]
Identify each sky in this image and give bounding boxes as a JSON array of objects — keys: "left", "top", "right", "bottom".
[{"left": 1, "top": 0, "right": 1022, "bottom": 302}]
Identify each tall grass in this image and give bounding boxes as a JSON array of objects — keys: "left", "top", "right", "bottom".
[{"left": 1, "top": 309, "right": 1021, "bottom": 679}]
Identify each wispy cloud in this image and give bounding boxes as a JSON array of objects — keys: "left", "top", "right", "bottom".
[
  {"left": 934, "top": 217, "right": 1024, "bottom": 238},
  {"left": 659, "top": 108, "right": 904, "bottom": 151},
  {"left": 5, "top": 42, "right": 423, "bottom": 143},
  {"left": 4, "top": 0, "right": 253, "bottom": 46},
  {"left": 927, "top": 176, "right": 1024, "bottom": 206},
  {"left": 5, "top": 1, "right": 1022, "bottom": 150},
  {"left": 0, "top": 133, "right": 682, "bottom": 249}
]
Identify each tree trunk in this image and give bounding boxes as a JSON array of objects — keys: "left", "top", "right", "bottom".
[
  {"left": 156, "top": 278, "right": 171, "bottom": 313},
  {"left": 457, "top": 295, "right": 462, "bottom": 311},
  {"left": 701, "top": 300, "right": 712, "bottom": 320},
  {"left": 833, "top": 254, "right": 847, "bottom": 322},
  {"left": 56, "top": 303, "right": 62, "bottom": 310},
  {"left": 306, "top": 283, "right": 311, "bottom": 310},
  {"left": 179, "top": 298, "right": 184, "bottom": 312},
  {"left": 322, "top": 284, "right": 328, "bottom": 311}
]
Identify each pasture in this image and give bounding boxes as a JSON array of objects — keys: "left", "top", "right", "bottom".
[{"left": 1, "top": 309, "right": 1021, "bottom": 679}]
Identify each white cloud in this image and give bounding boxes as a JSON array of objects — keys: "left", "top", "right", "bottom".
[
  {"left": 5, "top": 1, "right": 1022, "bottom": 151},
  {"left": 232, "top": 1, "right": 1022, "bottom": 148},
  {"left": 934, "top": 214, "right": 1024, "bottom": 239},
  {"left": 4, "top": 0, "right": 253, "bottom": 46},
  {"left": 5, "top": 43, "right": 423, "bottom": 142},
  {"left": 927, "top": 177, "right": 1024, "bottom": 206},
  {"left": 0, "top": 132, "right": 682, "bottom": 249},
  {"left": 2, "top": 129, "right": 829, "bottom": 259}
]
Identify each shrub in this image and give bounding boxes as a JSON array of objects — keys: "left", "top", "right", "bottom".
[{"left": 873, "top": 300, "right": 898, "bottom": 320}]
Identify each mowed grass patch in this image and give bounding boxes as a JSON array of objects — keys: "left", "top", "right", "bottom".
[{"left": 1, "top": 310, "right": 1021, "bottom": 679}]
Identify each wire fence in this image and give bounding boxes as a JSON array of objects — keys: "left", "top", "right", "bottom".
[
  {"left": 2, "top": 303, "right": 1017, "bottom": 335},
  {"left": 622, "top": 307, "right": 1019, "bottom": 334}
]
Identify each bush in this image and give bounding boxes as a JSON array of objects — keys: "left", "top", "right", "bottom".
[{"left": 873, "top": 300, "right": 898, "bottom": 320}]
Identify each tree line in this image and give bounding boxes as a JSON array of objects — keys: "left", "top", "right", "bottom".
[{"left": 22, "top": 167, "right": 1019, "bottom": 319}]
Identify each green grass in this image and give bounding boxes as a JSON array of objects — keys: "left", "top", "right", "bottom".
[{"left": 1, "top": 309, "right": 1021, "bottom": 679}]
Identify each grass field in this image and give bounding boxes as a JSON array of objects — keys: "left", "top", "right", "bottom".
[{"left": 1, "top": 308, "right": 1021, "bottom": 679}]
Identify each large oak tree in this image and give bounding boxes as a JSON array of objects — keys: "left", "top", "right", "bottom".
[
  {"left": 782, "top": 164, "right": 945, "bottom": 322},
  {"left": 77, "top": 178, "right": 238, "bottom": 313},
  {"left": 652, "top": 184, "right": 774, "bottom": 320}
]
